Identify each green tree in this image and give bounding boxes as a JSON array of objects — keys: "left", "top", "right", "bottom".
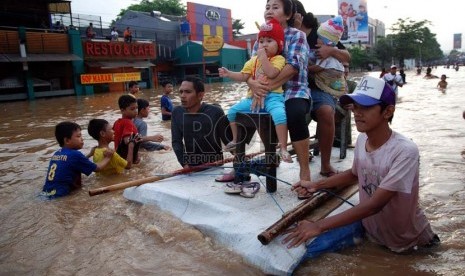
[
  {"left": 373, "top": 36, "right": 394, "bottom": 68},
  {"left": 232, "top": 19, "right": 245, "bottom": 38},
  {"left": 348, "top": 45, "right": 374, "bottom": 71},
  {"left": 116, "top": 0, "right": 186, "bottom": 19},
  {"left": 387, "top": 18, "right": 443, "bottom": 66}
]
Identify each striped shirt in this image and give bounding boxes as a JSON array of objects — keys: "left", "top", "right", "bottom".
[{"left": 252, "top": 26, "right": 310, "bottom": 101}]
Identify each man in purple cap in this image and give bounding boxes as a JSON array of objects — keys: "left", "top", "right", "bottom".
[{"left": 283, "top": 76, "right": 439, "bottom": 254}]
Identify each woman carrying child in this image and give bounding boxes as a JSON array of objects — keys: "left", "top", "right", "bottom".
[{"left": 219, "top": 18, "right": 292, "bottom": 163}]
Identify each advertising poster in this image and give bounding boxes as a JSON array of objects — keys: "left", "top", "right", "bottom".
[
  {"left": 186, "top": 2, "right": 233, "bottom": 43},
  {"left": 338, "top": 0, "right": 368, "bottom": 44}
]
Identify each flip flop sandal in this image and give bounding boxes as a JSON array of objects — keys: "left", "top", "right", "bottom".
[
  {"left": 224, "top": 182, "right": 243, "bottom": 194},
  {"left": 240, "top": 182, "right": 260, "bottom": 198},
  {"left": 222, "top": 142, "right": 238, "bottom": 152},
  {"left": 215, "top": 173, "right": 235, "bottom": 182}
]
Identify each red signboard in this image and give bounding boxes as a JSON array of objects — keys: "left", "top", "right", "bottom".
[
  {"left": 80, "top": 72, "right": 142, "bottom": 84},
  {"left": 80, "top": 74, "right": 113, "bottom": 84},
  {"left": 83, "top": 41, "right": 156, "bottom": 59}
]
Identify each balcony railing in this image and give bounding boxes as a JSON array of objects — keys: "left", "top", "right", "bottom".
[{"left": 0, "top": 28, "right": 69, "bottom": 54}]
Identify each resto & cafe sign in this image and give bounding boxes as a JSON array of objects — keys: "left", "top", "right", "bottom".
[{"left": 83, "top": 41, "right": 156, "bottom": 59}]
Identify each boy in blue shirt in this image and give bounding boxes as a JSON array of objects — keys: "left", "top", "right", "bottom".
[
  {"left": 135, "top": 98, "right": 170, "bottom": 151},
  {"left": 160, "top": 81, "right": 173, "bottom": 121},
  {"left": 41, "top": 122, "right": 113, "bottom": 199}
]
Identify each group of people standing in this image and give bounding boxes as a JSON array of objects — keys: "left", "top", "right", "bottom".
[
  {"left": 86, "top": 22, "right": 133, "bottom": 43},
  {"left": 241, "top": 0, "right": 438, "bottom": 258},
  {"left": 171, "top": 0, "right": 438, "bottom": 256},
  {"left": 41, "top": 0, "right": 439, "bottom": 261}
]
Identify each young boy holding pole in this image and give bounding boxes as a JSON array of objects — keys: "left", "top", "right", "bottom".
[
  {"left": 41, "top": 122, "right": 113, "bottom": 199},
  {"left": 284, "top": 76, "right": 439, "bottom": 253}
]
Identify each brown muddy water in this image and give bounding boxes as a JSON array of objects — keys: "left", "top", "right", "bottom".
[{"left": 0, "top": 68, "right": 464, "bottom": 275}]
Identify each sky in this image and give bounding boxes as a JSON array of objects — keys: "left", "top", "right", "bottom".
[{"left": 71, "top": 0, "right": 462, "bottom": 53}]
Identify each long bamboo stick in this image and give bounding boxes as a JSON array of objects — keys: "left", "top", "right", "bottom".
[
  {"left": 257, "top": 185, "right": 355, "bottom": 245},
  {"left": 88, "top": 150, "right": 265, "bottom": 196}
]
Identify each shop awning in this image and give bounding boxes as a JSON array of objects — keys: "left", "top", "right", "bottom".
[
  {"left": 0, "top": 54, "right": 82, "bottom": 62},
  {"left": 174, "top": 61, "right": 218, "bottom": 66},
  {"left": 86, "top": 61, "right": 155, "bottom": 69}
]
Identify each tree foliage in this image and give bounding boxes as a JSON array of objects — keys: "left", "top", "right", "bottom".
[
  {"left": 373, "top": 18, "right": 443, "bottom": 66},
  {"left": 232, "top": 19, "right": 245, "bottom": 37},
  {"left": 116, "top": 0, "right": 186, "bottom": 19},
  {"left": 348, "top": 46, "right": 378, "bottom": 71}
]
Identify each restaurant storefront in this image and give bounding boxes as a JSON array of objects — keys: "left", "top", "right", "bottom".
[{"left": 82, "top": 40, "right": 156, "bottom": 93}]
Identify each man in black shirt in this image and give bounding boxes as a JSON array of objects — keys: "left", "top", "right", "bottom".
[{"left": 171, "top": 77, "right": 232, "bottom": 167}]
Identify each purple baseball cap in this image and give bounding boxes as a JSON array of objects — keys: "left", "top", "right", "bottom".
[{"left": 340, "top": 76, "right": 396, "bottom": 107}]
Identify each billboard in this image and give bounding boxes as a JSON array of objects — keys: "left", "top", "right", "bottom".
[
  {"left": 338, "top": 0, "right": 368, "bottom": 44},
  {"left": 453, "top": 33, "right": 462, "bottom": 49},
  {"left": 186, "top": 2, "right": 233, "bottom": 43}
]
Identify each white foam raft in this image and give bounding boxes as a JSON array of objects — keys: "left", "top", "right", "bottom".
[{"left": 123, "top": 149, "right": 359, "bottom": 275}]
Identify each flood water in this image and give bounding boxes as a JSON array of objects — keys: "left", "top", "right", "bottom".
[{"left": 0, "top": 68, "right": 464, "bottom": 275}]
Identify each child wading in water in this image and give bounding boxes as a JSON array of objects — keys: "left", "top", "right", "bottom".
[
  {"left": 219, "top": 18, "right": 292, "bottom": 163},
  {"left": 437, "top": 74, "right": 448, "bottom": 90},
  {"left": 41, "top": 122, "right": 113, "bottom": 199},
  {"left": 88, "top": 119, "right": 131, "bottom": 175},
  {"left": 113, "top": 95, "right": 142, "bottom": 164},
  {"left": 160, "top": 81, "right": 174, "bottom": 121}
]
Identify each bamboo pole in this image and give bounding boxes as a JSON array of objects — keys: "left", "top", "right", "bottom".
[
  {"left": 257, "top": 185, "right": 356, "bottom": 245},
  {"left": 88, "top": 150, "right": 265, "bottom": 196}
]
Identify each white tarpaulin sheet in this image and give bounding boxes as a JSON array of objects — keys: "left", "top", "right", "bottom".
[{"left": 124, "top": 149, "right": 356, "bottom": 274}]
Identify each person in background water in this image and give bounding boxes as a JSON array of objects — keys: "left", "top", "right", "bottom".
[
  {"left": 399, "top": 68, "right": 406, "bottom": 84},
  {"left": 160, "top": 81, "right": 174, "bottom": 121},
  {"left": 437, "top": 74, "right": 448, "bottom": 90},
  {"left": 41, "top": 122, "right": 113, "bottom": 199},
  {"left": 424, "top": 67, "right": 438, "bottom": 79},
  {"left": 285, "top": 76, "right": 440, "bottom": 254},
  {"left": 88, "top": 119, "right": 131, "bottom": 175},
  {"left": 171, "top": 77, "right": 232, "bottom": 168},
  {"left": 379, "top": 68, "right": 387, "bottom": 78},
  {"left": 127, "top": 81, "right": 139, "bottom": 98},
  {"left": 382, "top": 65, "right": 404, "bottom": 98},
  {"left": 135, "top": 98, "right": 171, "bottom": 151}
]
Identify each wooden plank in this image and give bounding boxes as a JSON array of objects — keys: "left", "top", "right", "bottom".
[
  {"left": 257, "top": 184, "right": 358, "bottom": 245},
  {"left": 304, "top": 184, "right": 358, "bottom": 221}
]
